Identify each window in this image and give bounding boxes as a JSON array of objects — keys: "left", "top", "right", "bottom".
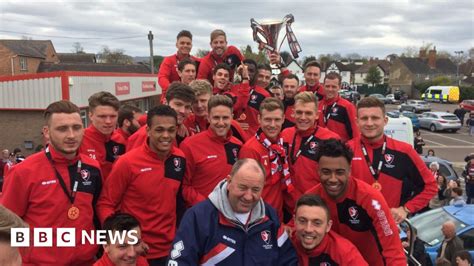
[
  {"left": 19, "top": 57, "right": 28, "bottom": 71},
  {"left": 460, "top": 229, "right": 474, "bottom": 250}
]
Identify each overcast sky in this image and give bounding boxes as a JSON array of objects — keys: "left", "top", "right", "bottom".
[{"left": 1, "top": 0, "right": 473, "bottom": 59}]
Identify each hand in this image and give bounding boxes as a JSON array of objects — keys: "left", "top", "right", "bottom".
[
  {"left": 401, "top": 241, "right": 409, "bottom": 248},
  {"left": 137, "top": 241, "right": 149, "bottom": 256},
  {"left": 269, "top": 52, "right": 281, "bottom": 65},
  {"left": 390, "top": 206, "right": 408, "bottom": 224},
  {"left": 283, "top": 224, "right": 293, "bottom": 236},
  {"left": 177, "top": 124, "right": 189, "bottom": 138},
  {"left": 241, "top": 64, "right": 249, "bottom": 80}
]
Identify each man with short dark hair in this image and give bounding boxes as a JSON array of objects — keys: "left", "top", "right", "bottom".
[
  {"left": 80, "top": 91, "right": 126, "bottom": 179},
  {"left": 168, "top": 159, "right": 298, "bottom": 265},
  {"left": 117, "top": 105, "right": 143, "bottom": 143},
  {"left": 291, "top": 194, "right": 367, "bottom": 265},
  {"left": 348, "top": 96, "right": 437, "bottom": 223},
  {"left": 3, "top": 100, "right": 103, "bottom": 265},
  {"left": 299, "top": 61, "right": 324, "bottom": 101},
  {"left": 177, "top": 58, "right": 197, "bottom": 85},
  {"left": 197, "top": 29, "right": 244, "bottom": 84},
  {"left": 98, "top": 105, "right": 187, "bottom": 266},
  {"left": 180, "top": 95, "right": 242, "bottom": 207},
  {"left": 158, "top": 30, "right": 200, "bottom": 103},
  {"left": 318, "top": 72, "right": 359, "bottom": 142},
  {"left": 305, "top": 139, "right": 406, "bottom": 266},
  {"left": 269, "top": 85, "right": 284, "bottom": 101},
  {"left": 94, "top": 213, "right": 148, "bottom": 266},
  {"left": 127, "top": 82, "right": 196, "bottom": 150},
  {"left": 281, "top": 74, "right": 300, "bottom": 129},
  {"left": 282, "top": 92, "right": 340, "bottom": 197},
  {"left": 256, "top": 63, "right": 273, "bottom": 89}
]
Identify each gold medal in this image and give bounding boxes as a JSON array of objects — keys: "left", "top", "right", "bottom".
[
  {"left": 67, "top": 206, "right": 80, "bottom": 220},
  {"left": 372, "top": 181, "right": 382, "bottom": 191}
]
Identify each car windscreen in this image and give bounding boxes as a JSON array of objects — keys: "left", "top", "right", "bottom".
[
  {"left": 441, "top": 115, "right": 458, "bottom": 120},
  {"left": 424, "top": 162, "right": 452, "bottom": 178},
  {"left": 411, "top": 208, "right": 466, "bottom": 246}
]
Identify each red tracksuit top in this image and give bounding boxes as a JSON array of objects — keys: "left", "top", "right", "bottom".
[
  {"left": 347, "top": 135, "right": 438, "bottom": 212},
  {"left": 197, "top": 45, "right": 244, "bottom": 84},
  {"left": 282, "top": 126, "right": 340, "bottom": 196},
  {"left": 234, "top": 85, "right": 271, "bottom": 137},
  {"left": 158, "top": 53, "right": 200, "bottom": 102},
  {"left": 180, "top": 128, "right": 242, "bottom": 206},
  {"left": 80, "top": 125, "right": 126, "bottom": 179},
  {"left": 93, "top": 254, "right": 149, "bottom": 266},
  {"left": 97, "top": 142, "right": 186, "bottom": 259},
  {"left": 306, "top": 177, "right": 406, "bottom": 266},
  {"left": 318, "top": 95, "right": 360, "bottom": 142},
  {"left": 291, "top": 230, "right": 368, "bottom": 266},
  {"left": 239, "top": 136, "right": 286, "bottom": 220},
  {"left": 1, "top": 146, "right": 102, "bottom": 266},
  {"left": 283, "top": 98, "right": 296, "bottom": 130},
  {"left": 298, "top": 83, "right": 325, "bottom": 101}
]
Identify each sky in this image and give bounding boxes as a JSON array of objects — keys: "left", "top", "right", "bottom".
[{"left": 1, "top": 0, "right": 473, "bottom": 60}]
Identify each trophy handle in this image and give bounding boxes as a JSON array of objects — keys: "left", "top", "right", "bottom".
[
  {"left": 250, "top": 18, "right": 276, "bottom": 52},
  {"left": 282, "top": 14, "right": 295, "bottom": 24}
]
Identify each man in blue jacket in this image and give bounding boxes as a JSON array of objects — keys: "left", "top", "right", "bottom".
[{"left": 168, "top": 158, "right": 298, "bottom": 266}]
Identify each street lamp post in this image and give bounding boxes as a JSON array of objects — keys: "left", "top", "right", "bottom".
[{"left": 454, "top": 50, "right": 464, "bottom": 86}]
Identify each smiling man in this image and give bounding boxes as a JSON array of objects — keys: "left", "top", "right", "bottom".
[
  {"left": 158, "top": 30, "right": 200, "bottom": 103},
  {"left": 291, "top": 194, "right": 367, "bottom": 266},
  {"left": 298, "top": 61, "right": 325, "bottom": 101},
  {"left": 180, "top": 95, "right": 242, "bottom": 207},
  {"left": 2, "top": 100, "right": 102, "bottom": 265},
  {"left": 305, "top": 139, "right": 405, "bottom": 266},
  {"left": 177, "top": 58, "right": 197, "bottom": 85},
  {"left": 80, "top": 91, "right": 126, "bottom": 179},
  {"left": 98, "top": 105, "right": 186, "bottom": 266},
  {"left": 168, "top": 158, "right": 298, "bottom": 266},
  {"left": 281, "top": 92, "right": 339, "bottom": 201},
  {"left": 197, "top": 29, "right": 244, "bottom": 85}
]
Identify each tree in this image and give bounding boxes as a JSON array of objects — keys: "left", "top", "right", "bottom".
[
  {"left": 194, "top": 49, "right": 209, "bottom": 58},
  {"left": 241, "top": 45, "right": 267, "bottom": 64},
  {"left": 97, "top": 46, "right": 133, "bottom": 64},
  {"left": 400, "top": 46, "right": 418, "bottom": 58},
  {"left": 153, "top": 55, "right": 165, "bottom": 71},
  {"left": 365, "top": 66, "right": 382, "bottom": 86},
  {"left": 302, "top": 56, "right": 318, "bottom": 67},
  {"left": 346, "top": 53, "right": 362, "bottom": 60},
  {"left": 72, "top": 42, "right": 84, "bottom": 53}
]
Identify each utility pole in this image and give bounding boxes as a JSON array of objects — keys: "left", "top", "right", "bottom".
[
  {"left": 148, "top": 31, "right": 154, "bottom": 74},
  {"left": 454, "top": 50, "right": 463, "bottom": 86}
]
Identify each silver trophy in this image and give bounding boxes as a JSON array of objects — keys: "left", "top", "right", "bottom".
[{"left": 250, "top": 14, "right": 302, "bottom": 74}]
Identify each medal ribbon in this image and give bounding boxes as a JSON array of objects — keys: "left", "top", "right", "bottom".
[
  {"left": 360, "top": 137, "right": 387, "bottom": 182},
  {"left": 290, "top": 127, "right": 318, "bottom": 164},
  {"left": 44, "top": 146, "right": 81, "bottom": 205}
]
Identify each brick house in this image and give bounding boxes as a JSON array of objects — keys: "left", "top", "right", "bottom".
[
  {"left": 354, "top": 60, "right": 391, "bottom": 85},
  {"left": 0, "top": 40, "right": 59, "bottom": 76},
  {"left": 389, "top": 47, "right": 457, "bottom": 98}
]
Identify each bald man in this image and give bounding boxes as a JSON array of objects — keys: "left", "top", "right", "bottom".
[
  {"left": 169, "top": 159, "right": 298, "bottom": 265},
  {"left": 436, "top": 221, "right": 464, "bottom": 265},
  {"left": 0, "top": 205, "right": 27, "bottom": 266}
]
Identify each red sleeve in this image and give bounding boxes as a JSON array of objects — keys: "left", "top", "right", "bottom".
[
  {"left": 197, "top": 57, "right": 212, "bottom": 81},
  {"left": 1, "top": 167, "right": 30, "bottom": 217},
  {"left": 180, "top": 140, "right": 207, "bottom": 206},
  {"left": 158, "top": 57, "right": 173, "bottom": 92},
  {"left": 96, "top": 156, "right": 132, "bottom": 224},
  {"left": 404, "top": 147, "right": 438, "bottom": 212},
  {"left": 363, "top": 189, "right": 406, "bottom": 265},
  {"left": 238, "top": 144, "right": 260, "bottom": 160}
]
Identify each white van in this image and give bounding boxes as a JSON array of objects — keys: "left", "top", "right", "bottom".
[
  {"left": 385, "top": 116, "right": 414, "bottom": 147},
  {"left": 421, "top": 86, "right": 460, "bottom": 103}
]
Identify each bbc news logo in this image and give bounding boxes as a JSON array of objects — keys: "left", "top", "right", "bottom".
[{"left": 10, "top": 228, "right": 138, "bottom": 247}]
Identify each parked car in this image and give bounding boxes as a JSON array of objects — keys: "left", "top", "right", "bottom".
[
  {"left": 387, "top": 111, "right": 420, "bottom": 129},
  {"left": 419, "top": 112, "right": 462, "bottom": 132},
  {"left": 340, "top": 90, "right": 360, "bottom": 102},
  {"left": 369, "top": 93, "right": 390, "bottom": 104},
  {"left": 399, "top": 100, "right": 431, "bottom": 113},
  {"left": 421, "top": 156, "right": 459, "bottom": 181},
  {"left": 386, "top": 94, "right": 400, "bottom": 104},
  {"left": 460, "top": 99, "right": 474, "bottom": 111},
  {"left": 409, "top": 205, "right": 474, "bottom": 265}
]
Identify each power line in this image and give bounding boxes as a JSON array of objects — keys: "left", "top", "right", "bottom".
[{"left": 0, "top": 30, "right": 144, "bottom": 40}]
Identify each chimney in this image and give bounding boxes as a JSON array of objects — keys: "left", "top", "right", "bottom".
[
  {"left": 419, "top": 48, "right": 427, "bottom": 59},
  {"left": 428, "top": 46, "right": 437, "bottom": 69}
]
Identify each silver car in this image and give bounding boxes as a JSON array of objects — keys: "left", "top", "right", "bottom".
[
  {"left": 418, "top": 112, "right": 462, "bottom": 132},
  {"left": 399, "top": 100, "right": 431, "bottom": 113}
]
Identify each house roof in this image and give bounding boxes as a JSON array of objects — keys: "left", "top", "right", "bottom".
[
  {"left": 57, "top": 53, "right": 96, "bottom": 63},
  {"left": 435, "top": 58, "right": 457, "bottom": 74},
  {"left": 355, "top": 60, "right": 391, "bottom": 74},
  {"left": 0, "top": 40, "right": 54, "bottom": 59},
  {"left": 325, "top": 61, "right": 351, "bottom": 72},
  {"left": 399, "top": 57, "right": 457, "bottom": 75},
  {"left": 37, "top": 62, "right": 151, "bottom": 73}
]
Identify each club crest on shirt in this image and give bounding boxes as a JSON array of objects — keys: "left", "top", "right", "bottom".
[
  {"left": 348, "top": 206, "right": 360, "bottom": 224},
  {"left": 80, "top": 169, "right": 92, "bottom": 186},
  {"left": 112, "top": 145, "right": 120, "bottom": 155},
  {"left": 261, "top": 230, "right": 273, "bottom": 249},
  {"left": 384, "top": 153, "right": 395, "bottom": 168},
  {"left": 250, "top": 94, "right": 258, "bottom": 104},
  {"left": 307, "top": 141, "right": 318, "bottom": 154},
  {"left": 331, "top": 107, "right": 338, "bottom": 116},
  {"left": 173, "top": 158, "right": 182, "bottom": 172},
  {"left": 232, "top": 148, "right": 239, "bottom": 159}
]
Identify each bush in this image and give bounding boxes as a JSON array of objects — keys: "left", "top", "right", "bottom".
[{"left": 460, "top": 86, "right": 474, "bottom": 101}]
